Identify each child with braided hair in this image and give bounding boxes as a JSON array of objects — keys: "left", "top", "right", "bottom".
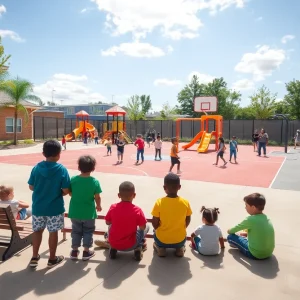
[{"left": 190, "top": 206, "right": 225, "bottom": 255}]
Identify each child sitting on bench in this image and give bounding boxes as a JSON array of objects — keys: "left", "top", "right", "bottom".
[
  {"left": 95, "top": 181, "right": 148, "bottom": 261},
  {"left": 0, "top": 185, "right": 31, "bottom": 220}
]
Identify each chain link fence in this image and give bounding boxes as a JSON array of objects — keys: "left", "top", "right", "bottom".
[{"left": 34, "top": 116, "right": 300, "bottom": 144}]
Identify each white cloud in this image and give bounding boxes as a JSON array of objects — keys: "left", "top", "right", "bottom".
[
  {"left": 154, "top": 78, "right": 182, "bottom": 86},
  {"left": 92, "top": 0, "right": 245, "bottom": 40},
  {"left": 101, "top": 42, "right": 169, "bottom": 58},
  {"left": 232, "top": 79, "right": 255, "bottom": 91},
  {"left": 0, "top": 30, "right": 25, "bottom": 42},
  {"left": 53, "top": 74, "right": 88, "bottom": 82},
  {"left": 80, "top": 8, "right": 87, "bottom": 13},
  {"left": 281, "top": 35, "right": 295, "bottom": 44},
  {"left": 0, "top": 5, "right": 6, "bottom": 16},
  {"left": 234, "top": 45, "right": 286, "bottom": 81},
  {"left": 33, "top": 73, "right": 106, "bottom": 105},
  {"left": 188, "top": 71, "right": 215, "bottom": 84},
  {"left": 274, "top": 80, "right": 283, "bottom": 84},
  {"left": 255, "top": 16, "right": 263, "bottom": 21}
]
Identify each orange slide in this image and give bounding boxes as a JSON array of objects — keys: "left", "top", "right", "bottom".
[
  {"left": 182, "top": 131, "right": 204, "bottom": 150},
  {"left": 65, "top": 121, "right": 96, "bottom": 141}
]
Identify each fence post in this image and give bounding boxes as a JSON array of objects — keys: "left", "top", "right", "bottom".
[
  {"left": 56, "top": 118, "right": 58, "bottom": 139},
  {"left": 172, "top": 121, "right": 174, "bottom": 137},
  {"left": 280, "top": 119, "right": 283, "bottom": 145},
  {"left": 161, "top": 120, "right": 163, "bottom": 137},
  {"left": 33, "top": 116, "right": 36, "bottom": 141},
  {"left": 180, "top": 121, "right": 182, "bottom": 139},
  {"left": 42, "top": 117, "right": 45, "bottom": 140},
  {"left": 64, "top": 118, "right": 66, "bottom": 134},
  {"left": 228, "top": 120, "right": 231, "bottom": 140}
]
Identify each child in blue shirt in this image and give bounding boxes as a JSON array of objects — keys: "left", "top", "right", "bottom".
[
  {"left": 28, "top": 140, "right": 70, "bottom": 269},
  {"left": 229, "top": 136, "right": 238, "bottom": 164}
]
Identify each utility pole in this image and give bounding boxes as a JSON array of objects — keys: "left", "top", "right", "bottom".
[{"left": 52, "top": 89, "right": 56, "bottom": 104}]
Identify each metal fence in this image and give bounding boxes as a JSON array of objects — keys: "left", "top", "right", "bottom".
[{"left": 33, "top": 116, "right": 300, "bottom": 144}]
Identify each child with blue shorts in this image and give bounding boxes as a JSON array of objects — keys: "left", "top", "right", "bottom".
[{"left": 229, "top": 136, "right": 238, "bottom": 164}]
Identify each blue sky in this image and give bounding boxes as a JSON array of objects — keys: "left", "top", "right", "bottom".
[{"left": 0, "top": 0, "right": 299, "bottom": 111}]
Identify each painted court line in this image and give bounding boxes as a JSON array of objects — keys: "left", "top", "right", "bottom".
[{"left": 268, "top": 157, "right": 287, "bottom": 188}]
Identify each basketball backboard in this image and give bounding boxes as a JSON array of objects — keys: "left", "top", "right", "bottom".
[{"left": 194, "top": 96, "right": 217, "bottom": 113}]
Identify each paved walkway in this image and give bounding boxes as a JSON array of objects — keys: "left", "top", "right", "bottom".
[{"left": 0, "top": 162, "right": 300, "bottom": 300}]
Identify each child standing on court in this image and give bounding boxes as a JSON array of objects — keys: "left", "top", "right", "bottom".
[
  {"left": 106, "top": 137, "right": 112, "bottom": 156},
  {"left": 169, "top": 137, "right": 181, "bottom": 174},
  {"left": 152, "top": 173, "right": 192, "bottom": 257},
  {"left": 0, "top": 185, "right": 32, "bottom": 220},
  {"left": 227, "top": 193, "right": 275, "bottom": 259},
  {"left": 134, "top": 134, "right": 145, "bottom": 164},
  {"left": 116, "top": 134, "right": 125, "bottom": 164},
  {"left": 28, "top": 140, "right": 70, "bottom": 268},
  {"left": 191, "top": 206, "right": 225, "bottom": 255},
  {"left": 154, "top": 135, "right": 162, "bottom": 160},
  {"left": 229, "top": 136, "right": 238, "bottom": 163},
  {"left": 213, "top": 137, "right": 227, "bottom": 166},
  {"left": 68, "top": 155, "right": 102, "bottom": 261},
  {"left": 62, "top": 135, "right": 66, "bottom": 150},
  {"left": 95, "top": 181, "right": 148, "bottom": 261}
]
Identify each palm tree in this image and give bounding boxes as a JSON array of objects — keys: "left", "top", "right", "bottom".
[{"left": 0, "top": 78, "right": 41, "bottom": 145}]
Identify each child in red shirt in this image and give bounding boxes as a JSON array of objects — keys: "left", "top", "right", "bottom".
[
  {"left": 95, "top": 181, "right": 148, "bottom": 261},
  {"left": 134, "top": 134, "right": 145, "bottom": 165}
]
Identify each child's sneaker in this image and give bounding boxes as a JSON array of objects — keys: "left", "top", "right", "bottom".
[
  {"left": 134, "top": 246, "right": 143, "bottom": 261},
  {"left": 153, "top": 242, "right": 166, "bottom": 257},
  {"left": 177, "top": 170, "right": 182, "bottom": 175},
  {"left": 47, "top": 255, "right": 65, "bottom": 268},
  {"left": 109, "top": 248, "right": 117, "bottom": 259},
  {"left": 70, "top": 249, "right": 80, "bottom": 260},
  {"left": 29, "top": 254, "right": 40, "bottom": 268},
  {"left": 94, "top": 239, "right": 110, "bottom": 249},
  {"left": 82, "top": 250, "right": 95, "bottom": 261},
  {"left": 136, "top": 161, "right": 139, "bottom": 165},
  {"left": 175, "top": 246, "right": 186, "bottom": 257}
]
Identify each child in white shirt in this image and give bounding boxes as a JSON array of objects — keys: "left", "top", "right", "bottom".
[
  {"left": 191, "top": 206, "right": 225, "bottom": 255},
  {"left": 154, "top": 135, "right": 162, "bottom": 160},
  {"left": 0, "top": 185, "right": 31, "bottom": 220}
]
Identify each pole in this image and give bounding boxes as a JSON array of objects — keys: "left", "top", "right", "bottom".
[{"left": 285, "top": 118, "right": 288, "bottom": 154}]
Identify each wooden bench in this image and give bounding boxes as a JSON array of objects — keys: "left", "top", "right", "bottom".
[
  {"left": 0, "top": 204, "right": 33, "bottom": 261},
  {"left": 62, "top": 213, "right": 191, "bottom": 241}
]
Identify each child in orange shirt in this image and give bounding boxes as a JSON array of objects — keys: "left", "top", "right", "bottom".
[{"left": 169, "top": 137, "right": 181, "bottom": 174}]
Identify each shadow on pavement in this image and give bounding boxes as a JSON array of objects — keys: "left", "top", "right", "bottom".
[
  {"left": 228, "top": 249, "right": 279, "bottom": 279},
  {"left": 147, "top": 250, "right": 192, "bottom": 295},
  {"left": 190, "top": 248, "right": 225, "bottom": 269}
]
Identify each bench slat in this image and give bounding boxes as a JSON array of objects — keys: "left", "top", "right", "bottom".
[
  {"left": 0, "top": 224, "right": 24, "bottom": 231},
  {"left": 0, "top": 219, "right": 10, "bottom": 225}
]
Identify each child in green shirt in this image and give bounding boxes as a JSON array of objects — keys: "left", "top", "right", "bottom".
[
  {"left": 227, "top": 193, "right": 275, "bottom": 259},
  {"left": 68, "top": 155, "right": 102, "bottom": 261}
]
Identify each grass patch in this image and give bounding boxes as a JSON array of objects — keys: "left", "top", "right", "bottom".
[
  {"left": 0, "top": 140, "right": 13, "bottom": 146},
  {"left": 23, "top": 139, "right": 35, "bottom": 144}
]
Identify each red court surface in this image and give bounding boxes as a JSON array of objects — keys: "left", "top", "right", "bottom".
[{"left": 0, "top": 143, "right": 285, "bottom": 188}]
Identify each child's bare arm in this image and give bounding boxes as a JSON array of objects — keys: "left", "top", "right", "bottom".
[
  {"left": 139, "top": 225, "right": 146, "bottom": 230},
  {"left": 185, "top": 216, "right": 191, "bottom": 228},
  {"left": 219, "top": 237, "right": 225, "bottom": 248},
  {"left": 152, "top": 216, "right": 160, "bottom": 229},
  {"left": 95, "top": 194, "right": 102, "bottom": 211},
  {"left": 29, "top": 185, "right": 34, "bottom": 191},
  {"left": 18, "top": 200, "right": 29, "bottom": 209},
  {"left": 106, "top": 221, "right": 111, "bottom": 225},
  {"left": 62, "top": 188, "right": 69, "bottom": 196}
]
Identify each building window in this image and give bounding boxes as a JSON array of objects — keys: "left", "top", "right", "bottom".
[
  {"left": 66, "top": 107, "right": 75, "bottom": 115},
  {"left": 6, "top": 118, "right": 22, "bottom": 133}
]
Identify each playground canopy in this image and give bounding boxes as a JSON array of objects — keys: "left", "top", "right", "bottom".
[
  {"left": 75, "top": 110, "right": 90, "bottom": 117},
  {"left": 105, "top": 106, "right": 126, "bottom": 116}
]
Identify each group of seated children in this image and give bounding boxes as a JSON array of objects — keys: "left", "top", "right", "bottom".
[{"left": 6, "top": 139, "right": 274, "bottom": 269}]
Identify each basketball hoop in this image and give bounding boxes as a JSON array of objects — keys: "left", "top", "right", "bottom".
[{"left": 194, "top": 96, "right": 217, "bottom": 114}]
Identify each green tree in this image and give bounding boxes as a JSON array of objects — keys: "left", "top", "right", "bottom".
[
  {"left": 160, "top": 102, "right": 177, "bottom": 120},
  {"left": 249, "top": 85, "right": 277, "bottom": 119},
  {"left": 283, "top": 80, "right": 300, "bottom": 119},
  {"left": 0, "top": 37, "right": 11, "bottom": 82},
  {"left": 0, "top": 78, "right": 41, "bottom": 145},
  {"left": 126, "top": 95, "right": 143, "bottom": 121},
  {"left": 177, "top": 75, "right": 206, "bottom": 117},
  {"left": 274, "top": 100, "right": 289, "bottom": 115},
  {"left": 234, "top": 106, "right": 256, "bottom": 119},
  {"left": 140, "top": 95, "right": 152, "bottom": 116}
]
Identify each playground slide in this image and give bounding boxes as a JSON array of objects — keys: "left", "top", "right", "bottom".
[
  {"left": 182, "top": 131, "right": 204, "bottom": 150},
  {"left": 197, "top": 132, "right": 212, "bottom": 153},
  {"left": 65, "top": 122, "right": 96, "bottom": 141},
  {"left": 119, "top": 130, "right": 133, "bottom": 144}
]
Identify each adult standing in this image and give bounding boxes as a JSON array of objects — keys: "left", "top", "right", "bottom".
[
  {"left": 258, "top": 128, "right": 268, "bottom": 157},
  {"left": 252, "top": 129, "right": 259, "bottom": 152}
]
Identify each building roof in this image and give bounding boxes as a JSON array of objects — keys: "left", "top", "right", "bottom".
[
  {"left": 0, "top": 92, "right": 39, "bottom": 108},
  {"left": 105, "top": 105, "right": 126, "bottom": 115}
]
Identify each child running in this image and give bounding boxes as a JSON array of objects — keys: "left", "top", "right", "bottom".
[
  {"left": 227, "top": 193, "right": 275, "bottom": 259},
  {"left": 154, "top": 135, "right": 162, "bottom": 161},
  {"left": 95, "top": 181, "right": 148, "bottom": 261},
  {"left": 62, "top": 135, "right": 66, "bottom": 150},
  {"left": 229, "top": 136, "right": 238, "bottom": 164},
  {"left": 0, "top": 185, "right": 32, "bottom": 220},
  {"left": 134, "top": 134, "right": 145, "bottom": 164},
  {"left": 106, "top": 137, "right": 112, "bottom": 156},
  {"left": 68, "top": 155, "right": 102, "bottom": 261},
  {"left": 152, "top": 173, "right": 192, "bottom": 257},
  {"left": 213, "top": 137, "right": 227, "bottom": 166},
  {"left": 28, "top": 140, "right": 70, "bottom": 268},
  {"left": 116, "top": 134, "right": 125, "bottom": 164},
  {"left": 191, "top": 206, "right": 225, "bottom": 255},
  {"left": 169, "top": 137, "right": 181, "bottom": 174}
]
